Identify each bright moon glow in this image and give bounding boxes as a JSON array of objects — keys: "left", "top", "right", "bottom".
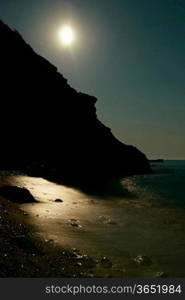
[{"left": 58, "top": 25, "right": 75, "bottom": 46}]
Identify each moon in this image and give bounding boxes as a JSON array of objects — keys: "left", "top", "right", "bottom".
[{"left": 58, "top": 25, "right": 75, "bottom": 46}]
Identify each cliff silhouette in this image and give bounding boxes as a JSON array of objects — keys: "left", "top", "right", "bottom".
[{"left": 0, "top": 20, "right": 151, "bottom": 183}]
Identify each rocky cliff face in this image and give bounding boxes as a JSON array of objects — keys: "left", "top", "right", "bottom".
[{"left": 0, "top": 20, "right": 151, "bottom": 183}]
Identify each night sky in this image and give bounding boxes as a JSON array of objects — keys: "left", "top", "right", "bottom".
[{"left": 0, "top": 0, "right": 185, "bottom": 159}]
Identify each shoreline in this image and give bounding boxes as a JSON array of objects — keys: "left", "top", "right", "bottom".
[
  {"left": 1, "top": 165, "right": 185, "bottom": 278},
  {"left": 0, "top": 195, "right": 122, "bottom": 277}
]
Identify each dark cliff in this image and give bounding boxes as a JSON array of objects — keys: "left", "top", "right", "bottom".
[{"left": 0, "top": 20, "right": 151, "bottom": 183}]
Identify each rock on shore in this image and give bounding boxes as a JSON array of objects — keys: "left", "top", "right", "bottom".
[{"left": 0, "top": 186, "right": 37, "bottom": 204}]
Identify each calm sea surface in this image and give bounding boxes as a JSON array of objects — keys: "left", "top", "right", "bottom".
[{"left": 1, "top": 160, "right": 185, "bottom": 277}]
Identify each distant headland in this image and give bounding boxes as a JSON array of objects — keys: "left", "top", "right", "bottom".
[{"left": 150, "top": 159, "right": 164, "bottom": 163}]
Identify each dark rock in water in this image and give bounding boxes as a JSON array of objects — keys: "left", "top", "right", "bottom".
[
  {"left": 0, "top": 186, "right": 37, "bottom": 204},
  {"left": 54, "top": 199, "right": 64, "bottom": 203},
  {"left": 0, "top": 20, "right": 151, "bottom": 182},
  {"left": 133, "top": 255, "right": 152, "bottom": 266}
]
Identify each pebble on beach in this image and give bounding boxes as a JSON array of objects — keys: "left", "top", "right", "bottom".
[{"left": 54, "top": 199, "right": 64, "bottom": 203}]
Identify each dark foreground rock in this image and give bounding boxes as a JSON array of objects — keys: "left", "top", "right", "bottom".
[
  {"left": 0, "top": 186, "right": 37, "bottom": 203},
  {"left": 0, "top": 20, "right": 151, "bottom": 183}
]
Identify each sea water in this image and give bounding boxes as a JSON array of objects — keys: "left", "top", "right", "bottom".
[{"left": 1, "top": 160, "right": 185, "bottom": 277}]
